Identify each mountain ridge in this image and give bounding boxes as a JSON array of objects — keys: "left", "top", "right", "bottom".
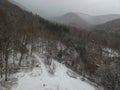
[
  {"left": 50, "top": 12, "right": 120, "bottom": 29},
  {"left": 50, "top": 12, "right": 90, "bottom": 29},
  {"left": 93, "top": 18, "right": 120, "bottom": 32}
]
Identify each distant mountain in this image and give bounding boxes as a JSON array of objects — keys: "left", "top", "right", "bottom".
[
  {"left": 50, "top": 12, "right": 90, "bottom": 29},
  {"left": 93, "top": 19, "right": 120, "bottom": 32},
  {"left": 77, "top": 13, "right": 120, "bottom": 25},
  {"left": 50, "top": 12, "right": 120, "bottom": 29},
  {"left": 91, "top": 14, "right": 120, "bottom": 25}
]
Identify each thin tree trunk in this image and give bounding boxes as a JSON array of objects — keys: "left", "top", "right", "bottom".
[
  {"left": 19, "top": 53, "right": 23, "bottom": 66},
  {"left": 0, "top": 68, "right": 3, "bottom": 78},
  {"left": 13, "top": 52, "right": 15, "bottom": 65},
  {"left": 5, "top": 52, "right": 8, "bottom": 81}
]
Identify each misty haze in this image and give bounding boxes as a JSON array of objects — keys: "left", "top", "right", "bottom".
[
  {"left": 10, "top": 0, "right": 120, "bottom": 17},
  {"left": 0, "top": 0, "right": 120, "bottom": 90}
]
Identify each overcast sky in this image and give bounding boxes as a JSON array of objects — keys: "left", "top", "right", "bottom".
[{"left": 13, "top": 0, "right": 120, "bottom": 17}]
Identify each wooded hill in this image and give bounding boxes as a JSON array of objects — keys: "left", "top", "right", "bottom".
[{"left": 0, "top": 0, "right": 120, "bottom": 90}]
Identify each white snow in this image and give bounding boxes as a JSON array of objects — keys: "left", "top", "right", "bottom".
[
  {"left": 103, "top": 48, "right": 119, "bottom": 57},
  {"left": 11, "top": 54, "right": 95, "bottom": 90}
]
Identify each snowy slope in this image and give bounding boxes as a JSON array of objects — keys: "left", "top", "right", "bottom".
[{"left": 11, "top": 54, "right": 95, "bottom": 90}]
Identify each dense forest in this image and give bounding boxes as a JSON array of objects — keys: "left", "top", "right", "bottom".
[{"left": 0, "top": 0, "right": 120, "bottom": 90}]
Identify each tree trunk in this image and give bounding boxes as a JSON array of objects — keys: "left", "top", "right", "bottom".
[
  {"left": 19, "top": 53, "right": 24, "bottom": 66},
  {"left": 5, "top": 52, "right": 8, "bottom": 81},
  {"left": 0, "top": 68, "right": 3, "bottom": 78},
  {"left": 13, "top": 52, "right": 15, "bottom": 65}
]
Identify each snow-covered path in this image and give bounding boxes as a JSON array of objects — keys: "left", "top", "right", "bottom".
[{"left": 11, "top": 54, "right": 95, "bottom": 90}]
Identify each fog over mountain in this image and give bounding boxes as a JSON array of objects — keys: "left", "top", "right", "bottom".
[
  {"left": 50, "top": 12, "right": 90, "bottom": 29},
  {"left": 50, "top": 12, "right": 120, "bottom": 29},
  {"left": 11, "top": 0, "right": 120, "bottom": 18}
]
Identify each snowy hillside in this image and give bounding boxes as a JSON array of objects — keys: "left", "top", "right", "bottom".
[{"left": 10, "top": 54, "right": 96, "bottom": 90}]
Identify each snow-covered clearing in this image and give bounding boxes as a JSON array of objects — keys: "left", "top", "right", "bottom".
[{"left": 7, "top": 53, "right": 96, "bottom": 90}]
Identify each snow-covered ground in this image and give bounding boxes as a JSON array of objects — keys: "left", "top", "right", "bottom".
[
  {"left": 103, "top": 48, "right": 119, "bottom": 58},
  {"left": 8, "top": 54, "right": 96, "bottom": 90}
]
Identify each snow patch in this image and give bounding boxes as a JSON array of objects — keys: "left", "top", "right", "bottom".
[
  {"left": 103, "top": 48, "right": 119, "bottom": 57},
  {"left": 11, "top": 54, "right": 95, "bottom": 90}
]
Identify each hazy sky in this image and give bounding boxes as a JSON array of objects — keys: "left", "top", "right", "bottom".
[{"left": 13, "top": 0, "right": 120, "bottom": 17}]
